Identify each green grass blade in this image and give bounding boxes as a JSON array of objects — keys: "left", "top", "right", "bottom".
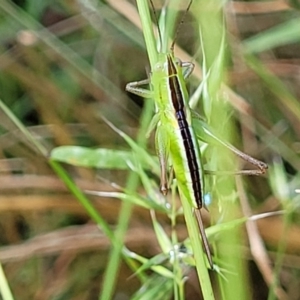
[
  {"left": 0, "top": 263, "right": 14, "bottom": 300},
  {"left": 98, "top": 46, "right": 155, "bottom": 300},
  {"left": 244, "top": 18, "right": 300, "bottom": 54},
  {"left": 51, "top": 146, "right": 157, "bottom": 171},
  {"left": 131, "top": 275, "right": 173, "bottom": 300},
  {"left": 136, "top": 0, "right": 158, "bottom": 67},
  {"left": 246, "top": 54, "right": 300, "bottom": 121}
]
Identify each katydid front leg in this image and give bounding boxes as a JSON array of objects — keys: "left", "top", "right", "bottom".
[
  {"left": 126, "top": 78, "right": 152, "bottom": 99},
  {"left": 126, "top": 80, "right": 170, "bottom": 195},
  {"left": 125, "top": 60, "right": 194, "bottom": 96}
]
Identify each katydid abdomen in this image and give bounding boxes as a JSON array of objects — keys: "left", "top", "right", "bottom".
[
  {"left": 154, "top": 54, "right": 213, "bottom": 267},
  {"left": 168, "top": 114, "right": 204, "bottom": 210},
  {"left": 165, "top": 118, "right": 213, "bottom": 267}
]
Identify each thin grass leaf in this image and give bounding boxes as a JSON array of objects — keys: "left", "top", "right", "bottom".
[
  {"left": 51, "top": 146, "right": 157, "bottom": 171},
  {"left": 151, "top": 211, "right": 173, "bottom": 254},
  {"left": 246, "top": 54, "right": 300, "bottom": 121},
  {"left": 133, "top": 253, "right": 174, "bottom": 279},
  {"left": 269, "top": 158, "right": 290, "bottom": 203},
  {"left": 244, "top": 18, "right": 300, "bottom": 53},
  {"left": 128, "top": 251, "right": 175, "bottom": 279},
  {"left": 131, "top": 275, "right": 173, "bottom": 300},
  {"left": 208, "top": 27, "right": 226, "bottom": 100},
  {"left": 102, "top": 117, "right": 160, "bottom": 176},
  {"left": 207, "top": 211, "right": 284, "bottom": 238},
  {"left": 132, "top": 162, "right": 164, "bottom": 203},
  {"left": 136, "top": 0, "right": 158, "bottom": 67},
  {"left": 86, "top": 190, "right": 167, "bottom": 212},
  {"left": 0, "top": 263, "right": 14, "bottom": 300}
]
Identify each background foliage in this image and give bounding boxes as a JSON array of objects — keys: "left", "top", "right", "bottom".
[{"left": 0, "top": 0, "right": 299, "bottom": 299}]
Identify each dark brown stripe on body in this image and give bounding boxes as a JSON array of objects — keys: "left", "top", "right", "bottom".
[{"left": 167, "top": 55, "right": 202, "bottom": 208}]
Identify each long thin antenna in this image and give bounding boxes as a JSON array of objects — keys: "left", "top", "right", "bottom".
[
  {"left": 170, "top": 0, "right": 193, "bottom": 52},
  {"left": 149, "top": 0, "right": 163, "bottom": 52}
]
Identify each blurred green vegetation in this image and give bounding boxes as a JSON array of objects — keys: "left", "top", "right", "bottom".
[{"left": 0, "top": 0, "right": 299, "bottom": 299}]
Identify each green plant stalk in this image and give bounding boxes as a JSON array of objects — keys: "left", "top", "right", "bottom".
[
  {"left": 50, "top": 160, "right": 147, "bottom": 282},
  {"left": 180, "top": 194, "right": 214, "bottom": 299},
  {"left": 136, "top": 0, "right": 157, "bottom": 68},
  {"left": 49, "top": 160, "right": 115, "bottom": 240},
  {"left": 0, "top": 98, "right": 47, "bottom": 157},
  {"left": 170, "top": 184, "right": 183, "bottom": 300},
  {"left": 99, "top": 100, "right": 154, "bottom": 300},
  {"left": 99, "top": 3, "right": 155, "bottom": 299},
  {"left": 215, "top": 202, "right": 250, "bottom": 300},
  {"left": 0, "top": 262, "right": 14, "bottom": 300},
  {"left": 50, "top": 157, "right": 148, "bottom": 282},
  {"left": 51, "top": 151, "right": 149, "bottom": 296},
  {"left": 135, "top": 0, "right": 214, "bottom": 298},
  {"left": 193, "top": 1, "right": 251, "bottom": 299}
]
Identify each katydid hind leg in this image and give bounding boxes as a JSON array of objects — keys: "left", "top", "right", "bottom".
[
  {"left": 195, "top": 208, "right": 214, "bottom": 269},
  {"left": 155, "top": 125, "right": 170, "bottom": 196},
  {"left": 192, "top": 116, "right": 268, "bottom": 175},
  {"left": 181, "top": 61, "right": 194, "bottom": 79}
]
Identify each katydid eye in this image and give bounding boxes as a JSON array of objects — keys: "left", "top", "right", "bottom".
[
  {"left": 154, "top": 62, "right": 162, "bottom": 71},
  {"left": 174, "top": 58, "right": 182, "bottom": 66},
  {"left": 154, "top": 61, "right": 168, "bottom": 72}
]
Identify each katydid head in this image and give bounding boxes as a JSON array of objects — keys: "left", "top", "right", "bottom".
[{"left": 153, "top": 54, "right": 184, "bottom": 78}]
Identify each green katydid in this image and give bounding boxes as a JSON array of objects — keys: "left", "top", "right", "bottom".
[{"left": 126, "top": 0, "right": 267, "bottom": 269}]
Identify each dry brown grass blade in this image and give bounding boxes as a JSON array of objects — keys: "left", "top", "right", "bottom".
[
  {"left": 227, "top": 0, "right": 291, "bottom": 14},
  {"left": 236, "top": 176, "right": 288, "bottom": 300},
  {"left": 0, "top": 224, "right": 189, "bottom": 262}
]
